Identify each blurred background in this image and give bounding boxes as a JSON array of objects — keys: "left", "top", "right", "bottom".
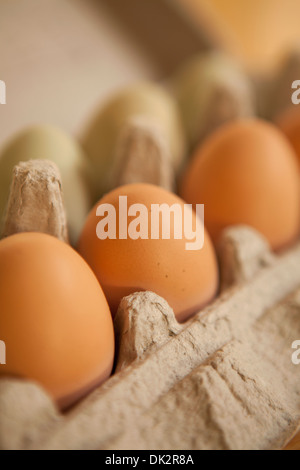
[
  {"left": 0, "top": 0, "right": 300, "bottom": 451},
  {"left": 1, "top": 0, "right": 300, "bottom": 150}
]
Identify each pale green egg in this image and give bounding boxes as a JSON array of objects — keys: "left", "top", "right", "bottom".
[
  {"left": 82, "top": 82, "right": 187, "bottom": 200},
  {"left": 171, "top": 52, "right": 255, "bottom": 147}
]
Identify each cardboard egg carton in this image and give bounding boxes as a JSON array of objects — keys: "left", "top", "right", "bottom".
[{"left": 0, "top": 159, "right": 300, "bottom": 450}]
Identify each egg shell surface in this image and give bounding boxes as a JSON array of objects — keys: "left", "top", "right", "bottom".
[
  {"left": 78, "top": 184, "right": 219, "bottom": 322},
  {"left": 0, "top": 233, "right": 114, "bottom": 409}
]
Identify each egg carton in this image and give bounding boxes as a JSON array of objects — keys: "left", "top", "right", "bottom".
[{"left": 0, "top": 159, "right": 300, "bottom": 451}]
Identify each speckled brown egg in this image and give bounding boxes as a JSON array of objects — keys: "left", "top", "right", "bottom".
[{"left": 78, "top": 184, "right": 219, "bottom": 323}]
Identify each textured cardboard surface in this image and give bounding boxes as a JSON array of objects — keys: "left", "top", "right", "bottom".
[
  {"left": 0, "top": 1, "right": 299, "bottom": 450},
  {"left": 0, "top": 163, "right": 299, "bottom": 450},
  {"left": 113, "top": 117, "right": 175, "bottom": 192},
  {"left": 2, "top": 160, "right": 68, "bottom": 242}
]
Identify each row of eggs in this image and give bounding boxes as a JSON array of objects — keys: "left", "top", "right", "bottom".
[{"left": 1, "top": 52, "right": 300, "bottom": 410}]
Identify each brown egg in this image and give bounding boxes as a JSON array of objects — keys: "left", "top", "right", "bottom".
[
  {"left": 181, "top": 119, "right": 300, "bottom": 251},
  {"left": 276, "top": 106, "right": 300, "bottom": 163},
  {"left": 0, "top": 233, "right": 114, "bottom": 410},
  {"left": 78, "top": 184, "right": 219, "bottom": 323}
]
